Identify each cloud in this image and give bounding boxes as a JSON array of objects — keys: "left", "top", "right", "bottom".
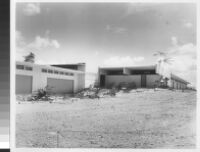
[
  {"left": 16, "top": 31, "right": 26, "bottom": 47},
  {"left": 103, "top": 56, "right": 144, "bottom": 67},
  {"left": 125, "top": 3, "right": 146, "bottom": 15},
  {"left": 23, "top": 3, "right": 41, "bottom": 16},
  {"left": 183, "top": 22, "right": 193, "bottom": 28},
  {"left": 171, "top": 36, "right": 178, "bottom": 46},
  {"left": 106, "top": 25, "right": 127, "bottom": 34},
  {"left": 94, "top": 51, "right": 99, "bottom": 56},
  {"left": 166, "top": 38, "right": 196, "bottom": 87},
  {"left": 114, "top": 27, "right": 127, "bottom": 34},
  {"left": 124, "top": 3, "right": 160, "bottom": 16},
  {"left": 155, "top": 36, "right": 196, "bottom": 87},
  {"left": 28, "top": 36, "right": 60, "bottom": 49},
  {"left": 16, "top": 31, "right": 28, "bottom": 61},
  {"left": 16, "top": 30, "right": 60, "bottom": 62},
  {"left": 184, "top": 22, "right": 193, "bottom": 28}
]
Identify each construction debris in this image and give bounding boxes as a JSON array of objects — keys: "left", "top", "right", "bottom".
[
  {"left": 75, "top": 87, "right": 117, "bottom": 99},
  {"left": 16, "top": 87, "right": 119, "bottom": 103}
]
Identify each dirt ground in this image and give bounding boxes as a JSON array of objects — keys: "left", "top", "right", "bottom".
[{"left": 16, "top": 89, "right": 196, "bottom": 148}]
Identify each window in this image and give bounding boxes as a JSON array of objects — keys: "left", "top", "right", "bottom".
[
  {"left": 59, "top": 71, "right": 64, "bottom": 75},
  {"left": 70, "top": 73, "right": 74, "bottom": 76},
  {"left": 16, "top": 64, "right": 24, "bottom": 70},
  {"left": 42, "top": 69, "right": 47, "bottom": 73},
  {"left": 65, "top": 72, "right": 69, "bottom": 75},
  {"left": 54, "top": 70, "right": 59, "bottom": 74},
  {"left": 48, "top": 69, "right": 53, "bottom": 73},
  {"left": 25, "top": 66, "right": 33, "bottom": 71}
]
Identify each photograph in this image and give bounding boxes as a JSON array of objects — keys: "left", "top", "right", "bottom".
[{"left": 15, "top": 2, "right": 197, "bottom": 148}]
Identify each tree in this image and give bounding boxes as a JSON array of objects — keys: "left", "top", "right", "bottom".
[
  {"left": 153, "top": 51, "right": 173, "bottom": 77},
  {"left": 24, "top": 52, "right": 35, "bottom": 63}
]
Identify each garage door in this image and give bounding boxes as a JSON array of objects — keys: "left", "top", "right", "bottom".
[
  {"left": 47, "top": 78, "right": 74, "bottom": 94},
  {"left": 16, "top": 75, "right": 32, "bottom": 94}
]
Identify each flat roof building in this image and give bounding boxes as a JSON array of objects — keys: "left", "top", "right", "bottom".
[
  {"left": 16, "top": 61, "right": 85, "bottom": 94},
  {"left": 98, "top": 65, "right": 189, "bottom": 89}
]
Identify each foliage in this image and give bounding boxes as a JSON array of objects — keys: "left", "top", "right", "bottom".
[
  {"left": 154, "top": 77, "right": 169, "bottom": 89},
  {"left": 30, "top": 85, "right": 53, "bottom": 101},
  {"left": 24, "top": 52, "right": 35, "bottom": 63}
]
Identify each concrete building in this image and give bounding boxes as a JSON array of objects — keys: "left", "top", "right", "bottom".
[
  {"left": 16, "top": 61, "right": 85, "bottom": 94},
  {"left": 98, "top": 65, "right": 189, "bottom": 89}
]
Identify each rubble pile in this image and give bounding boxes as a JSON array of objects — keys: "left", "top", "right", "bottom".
[{"left": 75, "top": 87, "right": 117, "bottom": 99}]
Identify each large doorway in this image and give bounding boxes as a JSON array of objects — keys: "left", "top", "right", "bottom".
[
  {"left": 16, "top": 75, "right": 32, "bottom": 94},
  {"left": 47, "top": 78, "right": 73, "bottom": 94},
  {"left": 100, "top": 75, "right": 105, "bottom": 87},
  {"left": 141, "top": 74, "right": 146, "bottom": 87}
]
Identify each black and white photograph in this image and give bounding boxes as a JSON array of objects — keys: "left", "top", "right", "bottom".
[{"left": 15, "top": 1, "right": 197, "bottom": 149}]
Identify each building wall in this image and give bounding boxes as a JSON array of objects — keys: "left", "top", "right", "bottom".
[
  {"left": 75, "top": 73, "right": 85, "bottom": 92},
  {"left": 146, "top": 74, "right": 162, "bottom": 88},
  {"left": 16, "top": 62, "right": 85, "bottom": 94},
  {"left": 47, "top": 78, "right": 74, "bottom": 93},
  {"left": 99, "top": 67, "right": 189, "bottom": 90},
  {"left": 168, "top": 79, "right": 187, "bottom": 89},
  {"left": 105, "top": 75, "right": 141, "bottom": 88}
]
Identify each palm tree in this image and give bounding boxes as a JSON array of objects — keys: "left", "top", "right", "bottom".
[
  {"left": 153, "top": 51, "right": 173, "bottom": 77},
  {"left": 24, "top": 52, "right": 35, "bottom": 63}
]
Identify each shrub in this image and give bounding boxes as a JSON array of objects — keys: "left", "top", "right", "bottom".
[{"left": 30, "top": 85, "right": 53, "bottom": 101}]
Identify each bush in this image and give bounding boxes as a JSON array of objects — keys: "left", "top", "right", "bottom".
[{"left": 30, "top": 85, "right": 53, "bottom": 101}]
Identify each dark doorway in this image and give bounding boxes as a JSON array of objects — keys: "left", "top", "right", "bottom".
[
  {"left": 141, "top": 74, "right": 146, "bottom": 87},
  {"left": 100, "top": 75, "right": 106, "bottom": 87}
]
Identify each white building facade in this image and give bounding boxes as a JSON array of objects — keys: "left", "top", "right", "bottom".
[
  {"left": 98, "top": 65, "right": 189, "bottom": 89},
  {"left": 16, "top": 61, "right": 85, "bottom": 94}
]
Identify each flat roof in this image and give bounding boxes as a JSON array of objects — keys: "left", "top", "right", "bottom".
[
  {"left": 99, "top": 65, "right": 156, "bottom": 70},
  {"left": 16, "top": 61, "right": 84, "bottom": 74},
  {"left": 171, "top": 74, "right": 189, "bottom": 84},
  {"left": 52, "top": 63, "right": 85, "bottom": 66},
  {"left": 99, "top": 65, "right": 189, "bottom": 84}
]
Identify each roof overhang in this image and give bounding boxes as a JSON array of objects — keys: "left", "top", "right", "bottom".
[{"left": 171, "top": 74, "right": 189, "bottom": 84}]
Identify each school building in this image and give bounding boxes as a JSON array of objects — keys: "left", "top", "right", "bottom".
[
  {"left": 15, "top": 61, "right": 85, "bottom": 94},
  {"left": 98, "top": 65, "right": 189, "bottom": 89}
]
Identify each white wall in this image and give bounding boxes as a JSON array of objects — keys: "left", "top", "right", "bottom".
[
  {"left": 105, "top": 75, "right": 141, "bottom": 88},
  {"left": 16, "top": 62, "right": 85, "bottom": 94},
  {"left": 74, "top": 73, "right": 85, "bottom": 92},
  {"left": 167, "top": 79, "right": 187, "bottom": 89}
]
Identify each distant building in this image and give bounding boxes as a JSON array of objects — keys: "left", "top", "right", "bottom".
[
  {"left": 16, "top": 61, "right": 85, "bottom": 94},
  {"left": 98, "top": 65, "right": 189, "bottom": 89}
]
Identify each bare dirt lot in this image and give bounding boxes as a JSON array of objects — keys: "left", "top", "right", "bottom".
[{"left": 16, "top": 89, "right": 196, "bottom": 148}]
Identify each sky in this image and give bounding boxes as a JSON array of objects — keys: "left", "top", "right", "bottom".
[{"left": 16, "top": 3, "right": 197, "bottom": 87}]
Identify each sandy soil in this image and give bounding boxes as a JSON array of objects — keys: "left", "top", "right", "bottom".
[{"left": 16, "top": 89, "right": 196, "bottom": 148}]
